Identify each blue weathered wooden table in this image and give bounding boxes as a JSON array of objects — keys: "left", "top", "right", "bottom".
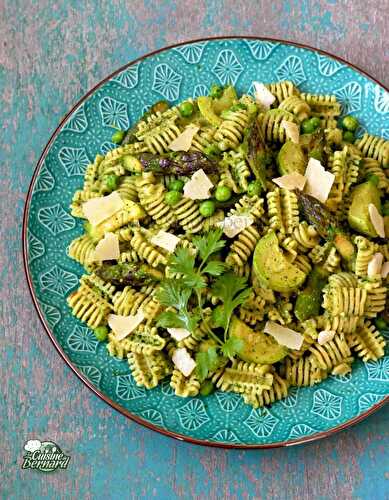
[{"left": 1, "top": 1, "right": 388, "bottom": 498}]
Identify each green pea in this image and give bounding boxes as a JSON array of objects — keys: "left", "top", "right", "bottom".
[
  {"left": 301, "top": 117, "right": 320, "bottom": 134},
  {"left": 374, "top": 317, "right": 387, "bottom": 331},
  {"left": 165, "top": 190, "right": 182, "bottom": 206},
  {"left": 94, "top": 325, "right": 109, "bottom": 341},
  {"left": 199, "top": 380, "right": 215, "bottom": 396},
  {"left": 103, "top": 174, "right": 119, "bottom": 192},
  {"left": 215, "top": 185, "right": 232, "bottom": 202},
  {"left": 229, "top": 103, "right": 247, "bottom": 112},
  {"left": 341, "top": 115, "right": 359, "bottom": 132},
  {"left": 179, "top": 101, "right": 194, "bottom": 117},
  {"left": 199, "top": 200, "right": 216, "bottom": 217},
  {"left": 168, "top": 179, "right": 185, "bottom": 192},
  {"left": 204, "top": 144, "right": 221, "bottom": 157},
  {"left": 112, "top": 130, "right": 125, "bottom": 144},
  {"left": 247, "top": 180, "right": 262, "bottom": 197},
  {"left": 343, "top": 131, "right": 355, "bottom": 143},
  {"left": 382, "top": 201, "right": 389, "bottom": 216},
  {"left": 209, "top": 83, "right": 223, "bottom": 99}
]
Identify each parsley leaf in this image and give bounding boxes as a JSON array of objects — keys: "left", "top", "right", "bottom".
[
  {"left": 155, "top": 279, "right": 190, "bottom": 309},
  {"left": 220, "top": 336, "right": 244, "bottom": 358},
  {"left": 211, "top": 272, "right": 252, "bottom": 338},
  {"left": 168, "top": 247, "right": 206, "bottom": 289},
  {"left": 192, "top": 228, "right": 226, "bottom": 263},
  {"left": 196, "top": 347, "right": 225, "bottom": 382},
  {"left": 202, "top": 261, "right": 226, "bottom": 276}
]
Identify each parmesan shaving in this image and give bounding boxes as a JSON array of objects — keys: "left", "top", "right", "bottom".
[
  {"left": 108, "top": 310, "right": 145, "bottom": 341},
  {"left": 151, "top": 230, "right": 180, "bottom": 253},
  {"left": 82, "top": 191, "right": 124, "bottom": 226},
  {"left": 264, "top": 321, "right": 303, "bottom": 350},
  {"left": 273, "top": 172, "right": 306, "bottom": 191},
  {"left": 92, "top": 232, "right": 120, "bottom": 262},
  {"left": 304, "top": 158, "right": 335, "bottom": 203},
  {"left": 167, "top": 328, "right": 191, "bottom": 341},
  {"left": 367, "top": 252, "right": 384, "bottom": 277},
  {"left": 172, "top": 348, "right": 196, "bottom": 377},
  {"left": 368, "top": 204, "right": 385, "bottom": 238},
  {"left": 183, "top": 169, "right": 213, "bottom": 200},
  {"left": 318, "top": 330, "right": 336, "bottom": 345},
  {"left": 169, "top": 125, "right": 200, "bottom": 152},
  {"left": 381, "top": 261, "right": 389, "bottom": 279},
  {"left": 281, "top": 120, "right": 300, "bottom": 144},
  {"left": 253, "top": 82, "right": 275, "bottom": 109},
  {"left": 217, "top": 215, "right": 254, "bottom": 238}
]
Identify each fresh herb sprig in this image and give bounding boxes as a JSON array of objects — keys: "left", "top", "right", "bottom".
[{"left": 155, "top": 228, "right": 251, "bottom": 382}]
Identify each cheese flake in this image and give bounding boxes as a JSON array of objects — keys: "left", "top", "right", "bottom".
[
  {"left": 381, "top": 261, "right": 389, "bottom": 279},
  {"left": 82, "top": 191, "right": 124, "bottom": 226},
  {"left": 367, "top": 252, "right": 384, "bottom": 277},
  {"left": 318, "top": 330, "right": 336, "bottom": 345},
  {"left": 304, "top": 158, "right": 335, "bottom": 203},
  {"left": 273, "top": 172, "right": 306, "bottom": 191},
  {"left": 264, "top": 321, "right": 303, "bottom": 350},
  {"left": 183, "top": 169, "right": 213, "bottom": 200},
  {"left": 217, "top": 215, "right": 254, "bottom": 238},
  {"left": 167, "top": 328, "right": 191, "bottom": 341},
  {"left": 253, "top": 82, "right": 275, "bottom": 109},
  {"left": 169, "top": 125, "right": 200, "bottom": 152},
  {"left": 151, "top": 230, "right": 180, "bottom": 253},
  {"left": 108, "top": 310, "right": 145, "bottom": 341},
  {"left": 92, "top": 232, "right": 120, "bottom": 262},
  {"left": 368, "top": 204, "right": 385, "bottom": 238},
  {"left": 172, "top": 348, "right": 196, "bottom": 377},
  {"left": 281, "top": 120, "right": 300, "bottom": 144}
]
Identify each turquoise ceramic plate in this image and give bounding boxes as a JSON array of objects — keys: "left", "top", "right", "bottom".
[{"left": 23, "top": 37, "right": 389, "bottom": 448}]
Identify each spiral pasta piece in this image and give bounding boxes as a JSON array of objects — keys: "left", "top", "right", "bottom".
[
  {"left": 354, "top": 236, "right": 378, "bottom": 277},
  {"left": 355, "top": 133, "right": 389, "bottom": 168},
  {"left": 300, "top": 93, "right": 341, "bottom": 128},
  {"left": 281, "top": 357, "right": 327, "bottom": 387},
  {"left": 348, "top": 321, "right": 386, "bottom": 362},
  {"left": 267, "top": 188, "right": 299, "bottom": 233},
  {"left": 265, "top": 81, "right": 299, "bottom": 104},
  {"left": 136, "top": 172, "right": 176, "bottom": 229},
  {"left": 278, "top": 95, "right": 311, "bottom": 121},
  {"left": 128, "top": 351, "right": 171, "bottom": 389},
  {"left": 259, "top": 109, "right": 299, "bottom": 143},
  {"left": 214, "top": 108, "right": 250, "bottom": 150},
  {"left": 170, "top": 369, "right": 201, "bottom": 397},
  {"left": 68, "top": 234, "right": 96, "bottom": 269},
  {"left": 361, "top": 158, "right": 389, "bottom": 191},
  {"left": 216, "top": 361, "right": 274, "bottom": 395},
  {"left": 292, "top": 222, "right": 319, "bottom": 252},
  {"left": 243, "top": 374, "right": 289, "bottom": 408},
  {"left": 117, "top": 176, "right": 139, "bottom": 202},
  {"left": 309, "top": 334, "right": 353, "bottom": 371},
  {"left": 172, "top": 196, "right": 204, "bottom": 233},
  {"left": 226, "top": 225, "right": 261, "bottom": 267}
]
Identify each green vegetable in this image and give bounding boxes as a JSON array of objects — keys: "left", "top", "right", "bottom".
[
  {"left": 165, "top": 190, "right": 182, "bottom": 205},
  {"left": 112, "top": 129, "right": 125, "bottom": 144},
  {"left": 199, "top": 200, "right": 216, "bottom": 217},
  {"left": 242, "top": 121, "right": 269, "bottom": 189},
  {"left": 383, "top": 201, "right": 389, "bottom": 216},
  {"left": 179, "top": 101, "right": 194, "bottom": 117},
  {"left": 211, "top": 273, "right": 252, "bottom": 341},
  {"left": 294, "top": 266, "right": 328, "bottom": 321},
  {"left": 253, "top": 231, "right": 307, "bottom": 293},
  {"left": 343, "top": 131, "right": 355, "bottom": 143},
  {"left": 197, "top": 96, "right": 222, "bottom": 126},
  {"left": 229, "top": 317, "right": 288, "bottom": 364},
  {"left": 199, "top": 380, "right": 215, "bottom": 396},
  {"left": 209, "top": 83, "right": 223, "bottom": 99},
  {"left": 366, "top": 174, "right": 379, "bottom": 186},
  {"left": 122, "top": 155, "right": 143, "bottom": 173},
  {"left": 247, "top": 180, "right": 262, "bottom": 197},
  {"left": 333, "top": 233, "right": 355, "bottom": 261},
  {"left": 215, "top": 185, "right": 232, "bottom": 202},
  {"left": 348, "top": 179, "right": 382, "bottom": 237},
  {"left": 196, "top": 347, "right": 225, "bottom": 382},
  {"left": 95, "top": 262, "right": 163, "bottom": 286},
  {"left": 102, "top": 174, "right": 118, "bottom": 192},
  {"left": 277, "top": 140, "right": 306, "bottom": 175},
  {"left": 301, "top": 117, "right": 320, "bottom": 134},
  {"left": 212, "top": 86, "right": 238, "bottom": 114},
  {"left": 94, "top": 326, "right": 109, "bottom": 341},
  {"left": 168, "top": 179, "right": 185, "bottom": 192},
  {"left": 375, "top": 317, "right": 387, "bottom": 331},
  {"left": 295, "top": 190, "right": 337, "bottom": 238},
  {"left": 341, "top": 115, "right": 359, "bottom": 132},
  {"left": 204, "top": 144, "right": 221, "bottom": 158},
  {"left": 309, "top": 149, "right": 322, "bottom": 161}
]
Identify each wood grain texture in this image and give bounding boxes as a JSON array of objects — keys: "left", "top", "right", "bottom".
[{"left": 1, "top": 1, "right": 388, "bottom": 498}]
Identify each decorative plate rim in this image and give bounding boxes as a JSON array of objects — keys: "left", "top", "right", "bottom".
[{"left": 22, "top": 35, "right": 388, "bottom": 449}]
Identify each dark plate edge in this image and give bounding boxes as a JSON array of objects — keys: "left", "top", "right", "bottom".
[{"left": 22, "top": 35, "right": 388, "bottom": 449}]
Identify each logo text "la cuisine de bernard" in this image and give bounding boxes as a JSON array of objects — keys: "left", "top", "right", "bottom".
[{"left": 21, "top": 439, "right": 70, "bottom": 472}]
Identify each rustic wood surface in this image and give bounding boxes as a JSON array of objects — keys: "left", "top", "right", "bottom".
[{"left": 1, "top": 1, "right": 388, "bottom": 498}]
